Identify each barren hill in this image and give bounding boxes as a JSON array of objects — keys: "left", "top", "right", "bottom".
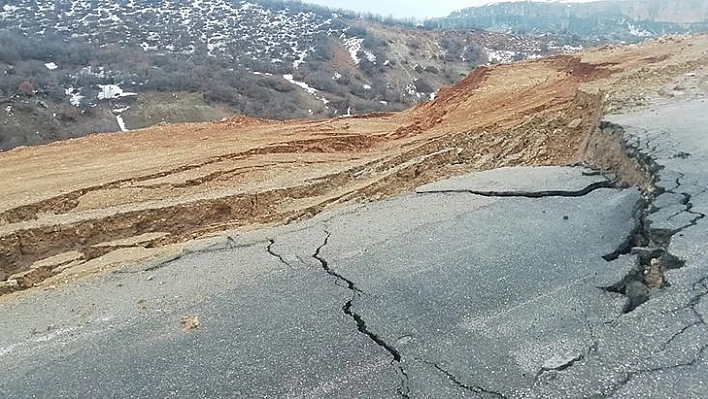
[{"left": 1, "top": 34, "right": 707, "bottom": 296}]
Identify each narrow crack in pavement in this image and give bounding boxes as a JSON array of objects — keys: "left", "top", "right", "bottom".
[
  {"left": 120, "top": 237, "right": 264, "bottom": 273},
  {"left": 312, "top": 231, "right": 410, "bottom": 398},
  {"left": 419, "top": 359, "right": 507, "bottom": 399},
  {"left": 266, "top": 239, "right": 292, "bottom": 268},
  {"left": 534, "top": 349, "right": 594, "bottom": 385},
  {"left": 532, "top": 314, "right": 600, "bottom": 386},
  {"left": 604, "top": 343, "right": 708, "bottom": 398},
  {"left": 662, "top": 277, "right": 708, "bottom": 351}
]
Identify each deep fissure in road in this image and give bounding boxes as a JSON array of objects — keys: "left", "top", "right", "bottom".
[
  {"left": 312, "top": 231, "right": 410, "bottom": 398},
  {"left": 419, "top": 180, "right": 617, "bottom": 198},
  {"left": 592, "top": 122, "right": 706, "bottom": 313}
]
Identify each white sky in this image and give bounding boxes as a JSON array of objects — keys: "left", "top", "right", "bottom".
[{"left": 302, "top": 0, "right": 483, "bottom": 19}]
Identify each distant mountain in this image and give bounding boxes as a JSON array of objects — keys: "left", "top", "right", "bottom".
[
  {"left": 430, "top": 0, "right": 708, "bottom": 40},
  {"left": 0, "top": 0, "right": 561, "bottom": 150}
]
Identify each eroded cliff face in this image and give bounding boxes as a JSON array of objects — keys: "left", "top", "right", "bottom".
[{"left": 618, "top": 0, "right": 708, "bottom": 24}]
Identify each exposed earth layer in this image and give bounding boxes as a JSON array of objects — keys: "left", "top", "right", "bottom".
[{"left": 1, "top": 35, "right": 706, "bottom": 295}]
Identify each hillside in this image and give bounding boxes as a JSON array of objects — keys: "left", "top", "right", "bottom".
[
  {"left": 0, "top": 0, "right": 562, "bottom": 150},
  {"left": 433, "top": 0, "right": 708, "bottom": 39},
  {"left": 1, "top": 34, "right": 706, "bottom": 295}
]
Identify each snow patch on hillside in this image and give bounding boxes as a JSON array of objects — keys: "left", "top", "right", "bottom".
[
  {"left": 627, "top": 21, "right": 653, "bottom": 37},
  {"left": 342, "top": 37, "right": 364, "bottom": 65},
  {"left": 2, "top": 0, "right": 348, "bottom": 74},
  {"left": 283, "top": 74, "right": 316, "bottom": 95},
  {"left": 116, "top": 115, "right": 129, "bottom": 132},
  {"left": 485, "top": 48, "right": 518, "bottom": 64},
  {"left": 65, "top": 88, "right": 84, "bottom": 107},
  {"left": 283, "top": 74, "right": 330, "bottom": 109},
  {"left": 98, "top": 85, "right": 137, "bottom": 100}
]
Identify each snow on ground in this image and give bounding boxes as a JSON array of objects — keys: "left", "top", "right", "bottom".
[
  {"left": 65, "top": 88, "right": 84, "bottom": 107},
  {"left": 342, "top": 36, "right": 364, "bottom": 65},
  {"left": 283, "top": 74, "right": 317, "bottom": 95},
  {"left": 3, "top": 0, "right": 346, "bottom": 65},
  {"left": 98, "top": 85, "right": 137, "bottom": 100},
  {"left": 292, "top": 46, "right": 309, "bottom": 69},
  {"left": 283, "top": 74, "right": 330, "bottom": 110},
  {"left": 627, "top": 22, "right": 653, "bottom": 37},
  {"left": 80, "top": 66, "right": 106, "bottom": 78},
  {"left": 115, "top": 115, "right": 129, "bottom": 132},
  {"left": 485, "top": 48, "right": 519, "bottom": 64},
  {"left": 548, "top": 42, "right": 583, "bottom": 53},
  {"left": 113, "top": 106, "right": 130, "bottom": 132},
  {"left": 2, "top": 4, "right": 19, "bottom": 12},
  {"left": 405, "top": 83, "right": 417, "bottom": 95}
]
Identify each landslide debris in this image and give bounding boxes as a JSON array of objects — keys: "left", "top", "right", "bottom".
[{"left": 1, "top": 34, "right": 707, "bottom": 296}]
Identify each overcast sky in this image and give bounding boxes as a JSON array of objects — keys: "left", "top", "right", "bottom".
[{"left": 302, "top": 0, "right": 486, "bottom": 19}]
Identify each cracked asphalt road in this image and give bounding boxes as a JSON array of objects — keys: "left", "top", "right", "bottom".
[{"left": 1, "top": 99, "right": 707, "bottom": 398}]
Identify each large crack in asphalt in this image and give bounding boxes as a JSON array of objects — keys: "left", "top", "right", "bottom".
[
  {"left": 267, "top": 121, "right": 702, "bottom": 396},
  {"left": 594, "top": 122, "right": 706, "bottom": 313},
  {"left": 601, "top": 260, "right": 708, "bottom": 397},
  {"left": 312, "top": 231, "right": 410, "bottom": 398},
  {"left": 417, "top": 179, "right": 617, "bottom": 199}
]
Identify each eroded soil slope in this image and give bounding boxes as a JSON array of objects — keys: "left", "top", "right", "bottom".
[{"left": 1, "top": 35, "right": 707, "bottom": 295}]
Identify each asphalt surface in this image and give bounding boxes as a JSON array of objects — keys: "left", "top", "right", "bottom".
[{"left": 1, "top": 98, "right": 707, "bottom": 398}]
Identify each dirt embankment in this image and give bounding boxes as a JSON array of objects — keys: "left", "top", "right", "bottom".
[{"left": 1, "top": 35, "right": 707, "bottom": 296}]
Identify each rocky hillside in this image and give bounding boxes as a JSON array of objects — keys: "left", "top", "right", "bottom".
[
  {"left": 0, "top": 0, "right": 568, "bottom": 150},
  {"left": 432, "top": 0, "right": 708, "bottom": 41}
]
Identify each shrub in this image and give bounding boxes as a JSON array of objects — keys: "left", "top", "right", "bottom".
[
  {"left": 18, "top": 80, "right": 34, "bottom": 96},
  {"left": 258, "top": 76, "right": 295, "bottom": 93},
  {"left": 56, "top": 106, "right": 79, "bottom": 122},
  {"left": 414, "top": 78, "right": 434, "bottom": 93}
]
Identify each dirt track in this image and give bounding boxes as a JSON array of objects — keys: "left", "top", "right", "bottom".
[{"left": 1, "top": 35, "right": 707, "bottom": 295}]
